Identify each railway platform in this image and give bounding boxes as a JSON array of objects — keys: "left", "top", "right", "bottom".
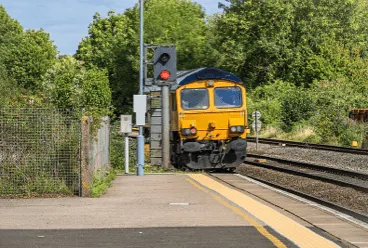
[{"left": 0, "top": 173, "right": 367, "bottom": 248}]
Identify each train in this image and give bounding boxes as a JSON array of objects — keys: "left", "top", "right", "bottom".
[
  {"left": 146, "top": 67, "right": 249, "bottom": 171},
  {"left": 349, "top": 109, "right": 368, "bottom": 122}
]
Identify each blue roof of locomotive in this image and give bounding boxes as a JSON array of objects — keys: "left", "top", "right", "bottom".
[
  {"left": 144, "top": 67, "right": 242, "bottom": 92},
  {"left": 176, "top": 67, "right": 242, "bottom": 86}
]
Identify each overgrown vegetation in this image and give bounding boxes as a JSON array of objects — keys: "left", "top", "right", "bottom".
[
  {"left": 90, "top": 169, "right": 117, "bottom": 198},
  {"left": 0, "top": 6, "right": 112, "bottom": 196},
  {"left": 214, "top": 0, "right": 368, "bottom": 146},
  {"left": 110, "top": 123, "right": 138, "bottom": 172},
  {"left": 0, "top": 109, "right": 80, "bottom": 196},
  {"left": 110, "top": 123, "right": 168, "bottom": 173}
]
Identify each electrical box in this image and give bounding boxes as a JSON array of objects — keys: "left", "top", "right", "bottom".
[
  {"left": 120, "top": 115, "right": 132, "bottom": 133},
  {"left": 133, "top": 95, "right": 147, "bottom": 126}
]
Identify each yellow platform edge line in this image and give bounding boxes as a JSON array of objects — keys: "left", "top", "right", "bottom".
[
  {"left": 188, "top": 174, "right": 340, "bottom": 248},
  {"left": 186, "top": 178, "right": 287, "bottom": 248}
]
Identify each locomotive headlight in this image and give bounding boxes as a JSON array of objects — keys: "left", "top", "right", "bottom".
[
  {"left": 229, "top": 126, "right": 244, "bottom": 133},
  {"left": 206, "top": 80, "right": 214, "bottom": 87},
  {"left": 182, "top": 127, "right": 197, "bottom": 136}
]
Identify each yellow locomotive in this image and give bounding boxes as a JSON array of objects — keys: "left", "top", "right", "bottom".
[
  {"left": 165, "top": 68, "right": 248, "bottom": 170},
  {"left": 146, "top": 68, "right": 248, "bottom": 170}
]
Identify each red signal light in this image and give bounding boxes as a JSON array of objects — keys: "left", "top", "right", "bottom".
[{"left": 159, "top": 70, "right": 171, "bottom": 80}]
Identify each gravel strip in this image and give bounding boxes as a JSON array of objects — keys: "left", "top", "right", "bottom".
[
  {"left": 247, "top": 142, "right": 368, "bottom": 174},
  {"left": 237, "top": 164, "right": 368, "bottom": 214}
]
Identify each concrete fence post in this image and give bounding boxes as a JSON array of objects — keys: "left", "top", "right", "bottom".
[{"left": 81, "top": 116, "right": 93, "bottom": 197}]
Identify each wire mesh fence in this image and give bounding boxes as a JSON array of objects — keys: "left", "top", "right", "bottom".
[{"left": 0, "top": 108, "right": 81, "bottom": 196}]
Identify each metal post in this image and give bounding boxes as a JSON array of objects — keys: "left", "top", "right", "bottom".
[
  {"left": 125, "top": 134, "right": 129, "bottom": 174},
  {"left": 161, "top": 85, "right": 170, "bottom": 169},
  {"left": 255, "top": 110, "right": 259, "bottom": 151},
  {"left": 144, "top": 46, "right": 148, "bottom": 81},
  {"left": 137, "top": 0, "right": 145, "bottom": 176}
]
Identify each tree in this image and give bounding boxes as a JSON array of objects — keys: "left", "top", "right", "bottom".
[
  {"left": 76, "top": 0, "right": 213, "bottom": 114},
  {"left": 0, "top": 62, "right": 15, "bottom": 106},
  {"left": 0, "top": 5, "right": 58, "bottom": 90},
  {"left": 42, "top": 56, "right": 111, "bottom": 116},
  {"left": 0, "top": 5, "right": 23, "bottom": 43},
  {"left": 6, "top": 29, "right": 58, "bottom": 89},
  {"left": 76, "top": 11, "right": 138, "bottom": 114},
  {"left": 213, "top": 0, "right": 368, "bottom": 88}
]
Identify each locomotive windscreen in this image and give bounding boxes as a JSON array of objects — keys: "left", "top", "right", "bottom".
[
  {"left": 214, "top": 87, "right": 242, "bottom": 108},
  {"left": 181, "top": 88, "right": 209, "bottom": 110}
]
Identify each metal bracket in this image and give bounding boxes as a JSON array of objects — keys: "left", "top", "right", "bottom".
[{"left": 154, "top": 80, "right": 176, "bottom": 86}]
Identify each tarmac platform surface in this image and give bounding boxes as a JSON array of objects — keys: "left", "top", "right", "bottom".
[{"left": 0, "top": 174, "right": 347, "bottom": 248}]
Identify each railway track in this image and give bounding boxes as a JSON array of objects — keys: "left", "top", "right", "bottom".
[
  {"left": 208, "top": 172, "right": 368, "bottom": 224},
  {"left": 246, "top": 153, "right": 368, "bottom": 193},
  {"left": 247, "top": 137, "right": 368, "bottom": 155}
]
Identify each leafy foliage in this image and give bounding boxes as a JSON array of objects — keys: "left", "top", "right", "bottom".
[
  {"left": 213, "top": 0, "right": 368, "bottom": 88},
  {"left": 0, "top": 6, "right": 57, "bottom": 90},
  {"left": 309, "top": 78, "right": 368, "bottom": 145},
  {"left": 110, "top": 123, "right": 137, "bottom": 171},
  {"left": 42, "top": 56, "right": 112, "bottom": 118},
  {"left": 76, "top": 0, "right": 213, "bottom": 115},
  {"left": 247, "top": 80, "right": 295, "bottom": 125},
  {"left": 280, "top": 88, "right": 316, "bottom": 132},
  {"left": 90, "top": 168, "right": 117, "bottom": 197},
  {"left": 4, "top": 29, "right": 58, "bottom": 89}
]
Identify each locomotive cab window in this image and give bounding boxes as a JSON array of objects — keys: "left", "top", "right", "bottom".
[
  {"left": 214, "top": 87, "right": 242, "bottom": 108},
  {"left": 181, "top": 88, "right": 209, "bottom": 110}
]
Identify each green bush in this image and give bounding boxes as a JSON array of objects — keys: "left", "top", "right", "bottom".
[
  {"left": 90, "top": 168, "right": 117, "bottom": 197},
  {"left": 309, "top": 78, "right": 368, "bottom": 145},
  {"left": 280, "top": 88, "right": 316, "bottom": 132},
  {"left": 247, "top": 80, "right": 295, "bottom": 126},
  {"left": 110, "top": 122, "right": 137, "bottom": 171}
]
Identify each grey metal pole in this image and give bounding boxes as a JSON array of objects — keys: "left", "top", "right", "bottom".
[
  {"left": 161, "top": 85, "right": 170, "bottom": 169},
  {"left": 125, "top": 134, "right": 129, "bottom": 174},
  {"left": 144, "top": 46, "right": 148, "bottom": 82},
  {"left": 137, "top": 0, "right": 144, "bottom": 176}
]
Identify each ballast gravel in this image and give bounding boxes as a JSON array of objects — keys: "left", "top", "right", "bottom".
[
  {"left": 237, "top": 165, "right": 368, "bottom": 214},
  {"left": 247, "top": 142, "right": 368, "bottom": 174}
]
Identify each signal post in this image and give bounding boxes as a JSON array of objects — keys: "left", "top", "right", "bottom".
[
  {"left": 152, "top": 46, "right": 177, "bottom": 170},
  {"left": 135, "top": 1, "right": 177, "bottom": 174}
]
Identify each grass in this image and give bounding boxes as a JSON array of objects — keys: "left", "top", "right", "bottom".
[
  {"left": 256, "top": 124, "right": 322, "bottom": 144},
  {"left": 90, "top": 168, "right": 117, "bottom": 197}
]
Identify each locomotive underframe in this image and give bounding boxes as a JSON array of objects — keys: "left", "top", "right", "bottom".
[{"left": 171, "top": 135, "right": 247, "bottom": 170}]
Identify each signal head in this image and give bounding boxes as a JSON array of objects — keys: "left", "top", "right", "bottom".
[
  {"left": 159, "top": 53, "right": 170, "bottom": 64},
  {"left": 159, "top": 70, "right": 171, "bottom": 80}
]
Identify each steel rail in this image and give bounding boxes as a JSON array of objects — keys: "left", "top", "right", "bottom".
[
  {"left": 245, "top": 159, "right": 368, "bottom": 193},
  {"left": 208, "top": 173, "right": 368, "bottom": 224},
  {"left": 247, "top": 153, "right": 368, "bottom": 180},
  {"left": 247, "top": 137, "right": 368, "bottom": 155}
]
